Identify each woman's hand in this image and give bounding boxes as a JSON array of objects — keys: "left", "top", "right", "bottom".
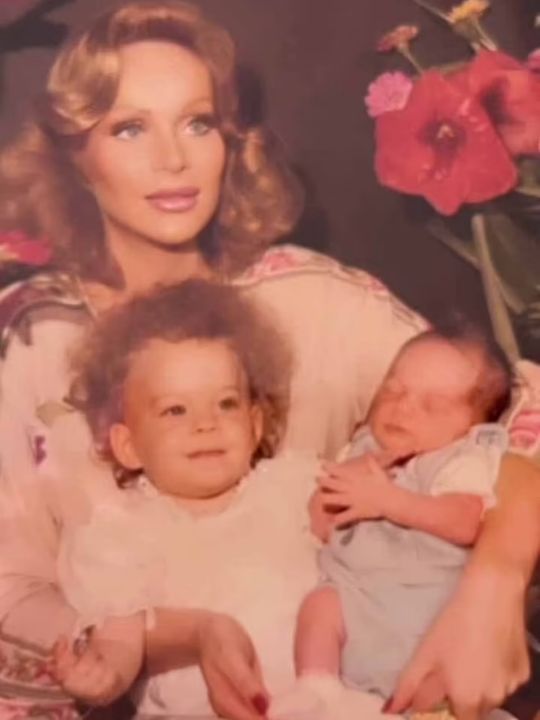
[
  {"left": 387, "top": 567, "right": 530, "bottom": 720},
  {"left": 198, "top": 613, "right": 269, "bottom": 720}
]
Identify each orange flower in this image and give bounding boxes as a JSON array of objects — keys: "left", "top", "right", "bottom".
[
  {"left": 447, "top": 0, "right": 490, "bottom": 25},
  {"left": 377, "top": 25, "right": 419, "bottom": 53}
]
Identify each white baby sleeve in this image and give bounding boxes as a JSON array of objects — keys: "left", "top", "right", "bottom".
[
  {"left": 57, "top": 499, "right": 164, "bottom": 633},
  {"left": 428, "top": 424, "right": 508, "bottom": 510}
]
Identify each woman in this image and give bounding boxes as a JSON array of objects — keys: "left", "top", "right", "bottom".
[{"left": 0, "top": 2, "right": 537, "bottom": 719}]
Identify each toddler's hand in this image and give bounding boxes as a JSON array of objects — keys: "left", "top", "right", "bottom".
[
  {"left": 53, "top": 634, "right": 126, "bottom": 706},
  {"left": 319, "top": 453, "right": 393, "bottom": 525}
]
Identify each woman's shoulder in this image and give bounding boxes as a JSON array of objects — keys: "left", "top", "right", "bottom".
[
  {"left": 235, "top": 244, "right": 388, "bottom": 292},
  {"left": 0, "top": 268, "right": 88, "bottom": 358},
  {"left": 235, "top": 244, "right": 424, "bottom": 327},
  {"left": 234, "top": 244, "right": 426, "bottom": 340}
]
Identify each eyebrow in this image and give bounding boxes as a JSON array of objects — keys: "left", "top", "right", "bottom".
[
  {"left": 107, "top": 96, "right": 215, "bottom": 116},
  {"left": 149, "top": 384, "right": 242, "bottom": 403}
]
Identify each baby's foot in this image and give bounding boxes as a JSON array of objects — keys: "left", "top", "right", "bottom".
[
  {"left": 269, "top": 674, "right": 339, "bottom": 720},
  {"left": 270, "top": 674, "right": 398, "bottom": 720}
]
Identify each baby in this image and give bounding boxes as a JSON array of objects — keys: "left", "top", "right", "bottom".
[
  {"left": 272, "top": 325, "right": 512, "bottom": 718},
  {"left": 53, "top": 279, "right": 327, "bottom": 717}
]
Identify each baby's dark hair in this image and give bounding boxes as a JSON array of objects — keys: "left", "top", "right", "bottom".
[
  {"left": 405, "top": 321, "right": 513, "bottom": 422},
  {"left": 70, "top": 279, "right": 292, "bottom": 481}
]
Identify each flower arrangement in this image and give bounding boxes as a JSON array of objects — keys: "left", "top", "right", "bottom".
[{"left": 366, "top": 0, "right": 540, "bottom": 363}]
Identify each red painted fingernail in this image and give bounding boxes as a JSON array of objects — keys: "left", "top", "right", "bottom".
[
  {"left": 382, "top": 697, "right": 394, "bottom": 713},
  {"left": 252, "top": 693, "right": 268, "bottom": 715}
]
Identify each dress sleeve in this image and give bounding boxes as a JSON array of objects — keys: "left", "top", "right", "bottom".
[
  {"left": 0, "top": 327, "right": 79, "bottom": 649},
  {"left": 240, "top": 246, "right": 428, "bottom": 458},
  {"left": 57, "top": 499, "right": 164, "bottom": 634},
  {"left": 428, "top": 425, "right": 508, "bottom": 509}
]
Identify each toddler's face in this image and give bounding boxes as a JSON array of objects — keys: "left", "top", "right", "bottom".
[
  {"left": 110, "top": 338, "right": 262, "bottom": 500},
  {"left": 369, "top": 337, "right": 482, "bottom": 457}
]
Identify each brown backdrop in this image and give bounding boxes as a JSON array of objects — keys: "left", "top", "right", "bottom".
[{"left": 0, "top": 0, "right": 536, "bottom": 328}]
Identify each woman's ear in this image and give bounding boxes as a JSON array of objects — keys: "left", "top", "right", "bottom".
[
  {"left": 250, "top": 403, "right": 264, "bottom": 448},
  {"left": 109, "top": 423, "right": 142, "bottom": 471}
]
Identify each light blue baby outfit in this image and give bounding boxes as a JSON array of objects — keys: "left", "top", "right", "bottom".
[{"left": 319, "top": 424, "right": 507, "bottom": 698}]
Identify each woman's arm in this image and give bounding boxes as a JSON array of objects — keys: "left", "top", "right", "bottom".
[
  {"left": 389, "top": 453, "right": 540, "bottom": 719},
  {"left": 146, "top": 609, "right": 269, "bottom": 720},
  {"left": 54, "top": 614, "right": 144, "bottom": 706},
  {"left": 0, "top": 326, "right": 80, "bottom": 648}
]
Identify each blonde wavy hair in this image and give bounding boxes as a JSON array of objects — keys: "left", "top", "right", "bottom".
[{"left": 0, "top": 0, "right": 303, "bottom": 281}]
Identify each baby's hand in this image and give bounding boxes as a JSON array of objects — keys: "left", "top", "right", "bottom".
[
  {"left": 319, "top": 453, "right": 393, "bottom": 525},
  {"left": 308, "top": 489, "right": 334, "bottom": 542},
  {"left": 53, "top": 634, "right": 125, "bottom": 706}
]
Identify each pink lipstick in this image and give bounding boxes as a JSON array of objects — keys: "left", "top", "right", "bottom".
[{"left": 146, "top": 187, "right": 200, "bottom": 212}]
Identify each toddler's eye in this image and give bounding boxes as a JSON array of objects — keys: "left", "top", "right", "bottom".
[
  {"left": 162, "top": 404, "right": 186, "bottom": 417},
  {"left": 219, "top": 396, "right": 239, "bottom": 411}
]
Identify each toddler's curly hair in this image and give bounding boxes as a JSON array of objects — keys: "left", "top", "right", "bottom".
[{"left": 69, "top": 279, "right": 292, "bottom": 483}]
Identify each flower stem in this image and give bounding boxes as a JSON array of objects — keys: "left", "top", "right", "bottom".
[
  {"left": 471, "top": 19, "right": 498, "bottom": 50},
  {"left": 411, "top": 0, "right": 448, "bottom": 21},
  {"left": 471, "top": 213, "right": 520, "bottom": 363},
  {"left": 398, "top": 45, "right": 424, "bottom": 73}
]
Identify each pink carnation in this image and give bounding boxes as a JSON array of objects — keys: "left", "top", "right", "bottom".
[
  {"left": 365, "top": 72, "right": 413, "bottom": 118},
  {"left": 526, "top": 48, "right": 540, "bottom": 74}
]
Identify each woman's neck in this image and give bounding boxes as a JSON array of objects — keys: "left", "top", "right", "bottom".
[{"left": 82, "top": 228, "right": 215, "bottom": 313}]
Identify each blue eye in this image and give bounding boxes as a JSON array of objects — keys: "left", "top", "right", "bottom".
[
  {"left": 112, "top": 121, "right": 144, "bottom": 140},
  {"left": 186, "top": 114, "right": 216, "bottom": 136}
]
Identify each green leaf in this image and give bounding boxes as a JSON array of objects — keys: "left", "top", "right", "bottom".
[
  {"left": 483, "top": 213, "right": 540, "bottom": 310},
  {"left": 426, "top": 217, "right": 524, "bottom": 313},
  {"left": 471, "top": 214, "right": 520, "bottom": 363},
  {"left": 515, "top": 185, "right": 540, "bottom": 200},
  {"left": 516, "top": 298, "right": 540, "bottom": 361},
  {"left": 411, "top": 0, "right": 448, "bottom": 21}
]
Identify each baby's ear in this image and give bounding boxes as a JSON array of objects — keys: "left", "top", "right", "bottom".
[{"left": 109, "top": 423, "right": 142, "bottom": 470}]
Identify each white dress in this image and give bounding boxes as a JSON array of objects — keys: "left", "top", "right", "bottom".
[{"left": 57, "top": 453, "right": 321, "bottom": 717}]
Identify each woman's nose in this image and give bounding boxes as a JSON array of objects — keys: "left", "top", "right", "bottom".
[{"left": 153, "top": 129, "right": 187, "bottom": 173}]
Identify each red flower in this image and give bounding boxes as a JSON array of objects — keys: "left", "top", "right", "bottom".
[
  {"left": 375, "top": 70, "right": 517, "bottom": 215},
  {"left": 451, "top": 51, "right": 540, "bottom": 156},
  {"left": 0, "top": 231, "right": 52, "bottom": 266}
]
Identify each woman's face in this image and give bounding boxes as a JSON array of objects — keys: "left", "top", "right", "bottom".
[{"left": 76, "top": 40, "right": 226, "bottom": 250}]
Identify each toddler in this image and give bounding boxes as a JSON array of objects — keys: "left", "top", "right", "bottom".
[
  {"left": 53, "top": 279, "right": 327, "bottom": 717},
  {"left": 272, "top": 326, "right": 512, "bottom": 718}
]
